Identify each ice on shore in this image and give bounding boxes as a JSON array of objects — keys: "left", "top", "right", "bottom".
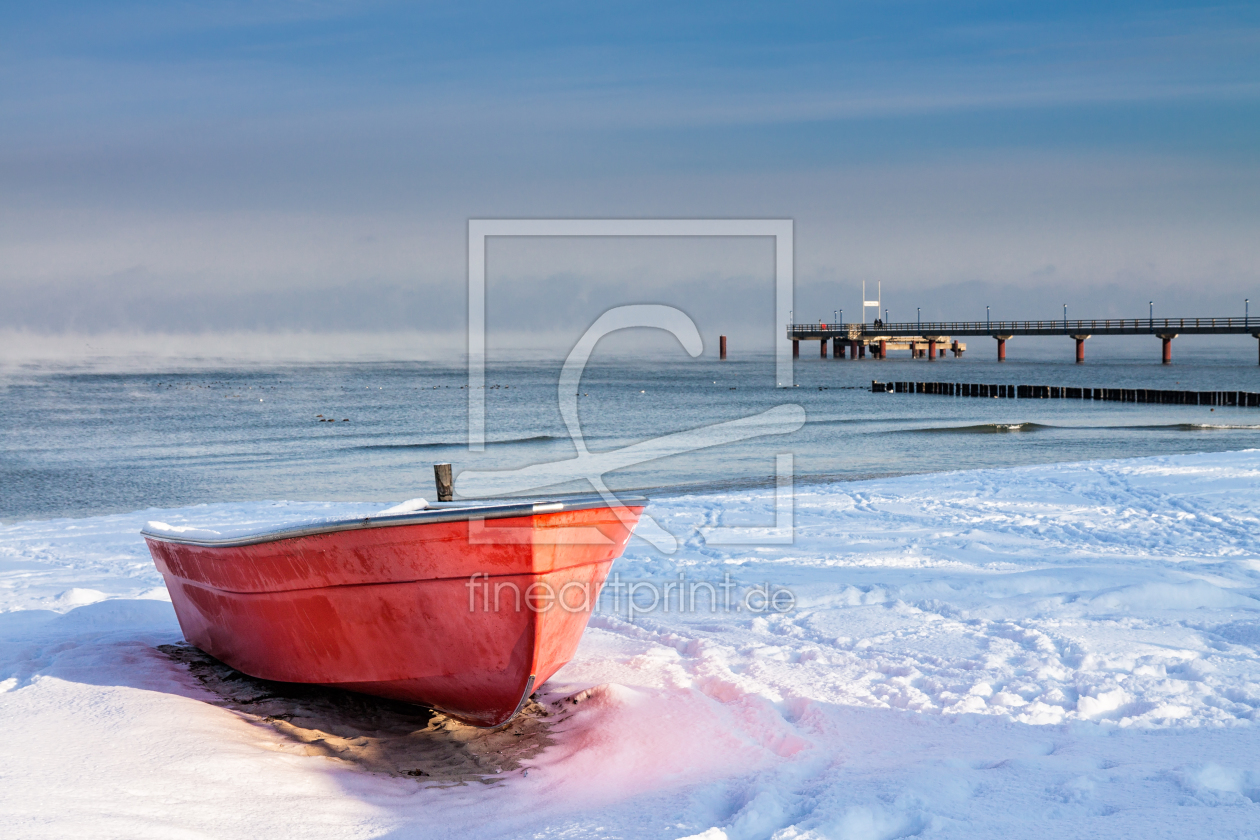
[{"left": 2, "top": 451, "right": 1260, "bottom": 838}]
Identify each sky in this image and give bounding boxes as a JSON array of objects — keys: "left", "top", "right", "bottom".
[{"left": 2, "top": 1, "right": 1258, "bottom": 357}]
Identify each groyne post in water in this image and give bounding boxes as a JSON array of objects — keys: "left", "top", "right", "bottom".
[
  {"left": 434, "top": 463, "right": 454, "bottom": 502},
  {"left": 875, "top": 381, "right": 1260, "bottom": 408}
]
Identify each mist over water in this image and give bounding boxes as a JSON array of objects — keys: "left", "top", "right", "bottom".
[{"left": 3, "top": 341, "right": 1259, "bottom": 522}]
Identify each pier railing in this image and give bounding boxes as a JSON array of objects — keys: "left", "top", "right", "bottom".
[{"left": 788, "top": 317, "right": 1259, "bottom": 338}]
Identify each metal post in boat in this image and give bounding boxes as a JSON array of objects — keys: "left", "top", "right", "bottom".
[{"left": 434, "top": 463, "right": 454, "bottom": 502}]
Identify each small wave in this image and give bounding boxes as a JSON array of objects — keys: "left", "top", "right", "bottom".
[
  {"left": 1184, "top": 423, "right": 1260, "bottom": 431},
  {"left": 351, "top": 434, "right": 562, "bottom": 451},
  {"left": 1113, "top": 423, "right": 1260, "bottom": 432},
  {"left": 904, "top": 422, "right": 1055, "bottom": 434},
  {"left": 808, "top": 416, "right": 909, "bottom": 428}
]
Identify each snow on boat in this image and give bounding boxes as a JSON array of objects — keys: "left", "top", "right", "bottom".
[{"left": 142, "top": 495, "right": 645, "bottom": 726}]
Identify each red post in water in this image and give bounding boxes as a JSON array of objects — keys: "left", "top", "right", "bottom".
[
  {"left": 928, "top": 339, "right": 937, "bottom": 360},
  {"left": 878, "top": 339, "right": 887, "bottom": 359},
  {"left": 792, "top": 340, "right": 799, "bottom": 359},
  {"left": 720, "top": 335, "right": 727, "bottom": 360},
  {"left": 1158, "top": 334, "right": 1176, "bottom": 365},
  {"left": 996, "top": 338, "right": 1006, "bottom": 362},
  {"left": 1073, "top": 335, "right": 1089, "bottom": 364},
  {"left": 820, "top": 338, "right": 828, "bottom": 358}
]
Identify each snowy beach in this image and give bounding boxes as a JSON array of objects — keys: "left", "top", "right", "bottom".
[{"left": 3, "top": 450, "right": 1260, "bottom": 838}]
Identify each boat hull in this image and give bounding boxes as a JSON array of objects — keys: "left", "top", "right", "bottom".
[{"left": 146, "top": 502, "right": 643, "bottom": 726}]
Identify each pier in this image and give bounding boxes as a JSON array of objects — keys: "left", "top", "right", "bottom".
[{"left": 789, "top": 316, "right": 1260, "bottom": 364}]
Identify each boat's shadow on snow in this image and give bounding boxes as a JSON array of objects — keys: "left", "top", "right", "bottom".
[{"left": 158, "top": 643, "right": 559, "bottom": 786}]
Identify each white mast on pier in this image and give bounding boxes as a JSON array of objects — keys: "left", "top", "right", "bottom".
[{"left": 862, "top": 281, "right": 881, "bottom": 325}]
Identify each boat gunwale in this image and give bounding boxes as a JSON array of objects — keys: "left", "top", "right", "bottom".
[{"left": 140, "top": 494, "right": 647, "bottom": 549}]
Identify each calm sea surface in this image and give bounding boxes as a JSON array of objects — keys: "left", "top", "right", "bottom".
[{"left": 3, "top": 343, "right": 1259, "bottom": 522}]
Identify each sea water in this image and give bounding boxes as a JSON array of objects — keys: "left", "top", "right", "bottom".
[{"left": 3, "top": 341, "right": 1258, "bottom": 522}]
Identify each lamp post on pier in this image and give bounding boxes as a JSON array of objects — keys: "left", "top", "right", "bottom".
[{"left": 986, "top": 306, "right": 990, "bottom": 331}]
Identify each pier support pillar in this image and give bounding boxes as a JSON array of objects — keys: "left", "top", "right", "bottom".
[
  {"left": 792, "top": 340, "right": 799, "bottom": 359},
  {"left": 995, "top": 334, "right": 1011, "bottom": 362},
  {"left": 850, "top": 340, "right": 859, "bottom": 360},
  {"left": 928, "top": 339, "right": 937, "bottom": 360},
  {"left": 1254, "top": 334, "right": 1260, "bottom": 365},
  {"left": 858, "top": 342, "right": 866, "bottom": 359},
  {"left": 720, "top": 335, "right": 727, "bottom": 360},
  {"left": 1157, "top": 334, "right": 1176, "bottom": 365},
  {"left": 836, "top": 341, "right": 845, "bottom": 359},
  {"left": 1071, "top": 334, "right": 1090, "bottom": 364},
  {"left": 879, "top": 340, "right": 887, "bottom": 359},
  {"left": 820, "top": 338, "right": 828, "bottom": 358}
]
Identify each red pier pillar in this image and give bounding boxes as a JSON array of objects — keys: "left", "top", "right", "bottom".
[
  {"left": 720, "top": 335, "right": 727, "bottom": 360},
  {"left": 836, "top": 341, "right": 846, "bottom": 359},
  {"left": 858, "top": 342, "right": 866, "bottom": 359},
  {"left": 792, "top": 340, "right": 799, "bottom": 358},
  {"left": 995, "top": 335, "right": 1010, "bottom": 362},
  {"left": 1158, "top": 334, "right": 1176, "bottom": 365},
  {"left": 879, "top": 340, "right": 887, "bottom": 359},
  {"left": 850, "top": 340, "right": 859, "bottom": 360},
  {"left": 928, "top": 339, "right": 937, "bottom": 360},
  {"left": 1072, "top": 334, "right": 1090, "bottom": 364},
  {"left": 820, "top": 339, "right": 828, "bottom": 358}
]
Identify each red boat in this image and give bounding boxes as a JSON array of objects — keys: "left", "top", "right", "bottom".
[{"left": 142, "top": 496, "right": 645, "bottom": 726}]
